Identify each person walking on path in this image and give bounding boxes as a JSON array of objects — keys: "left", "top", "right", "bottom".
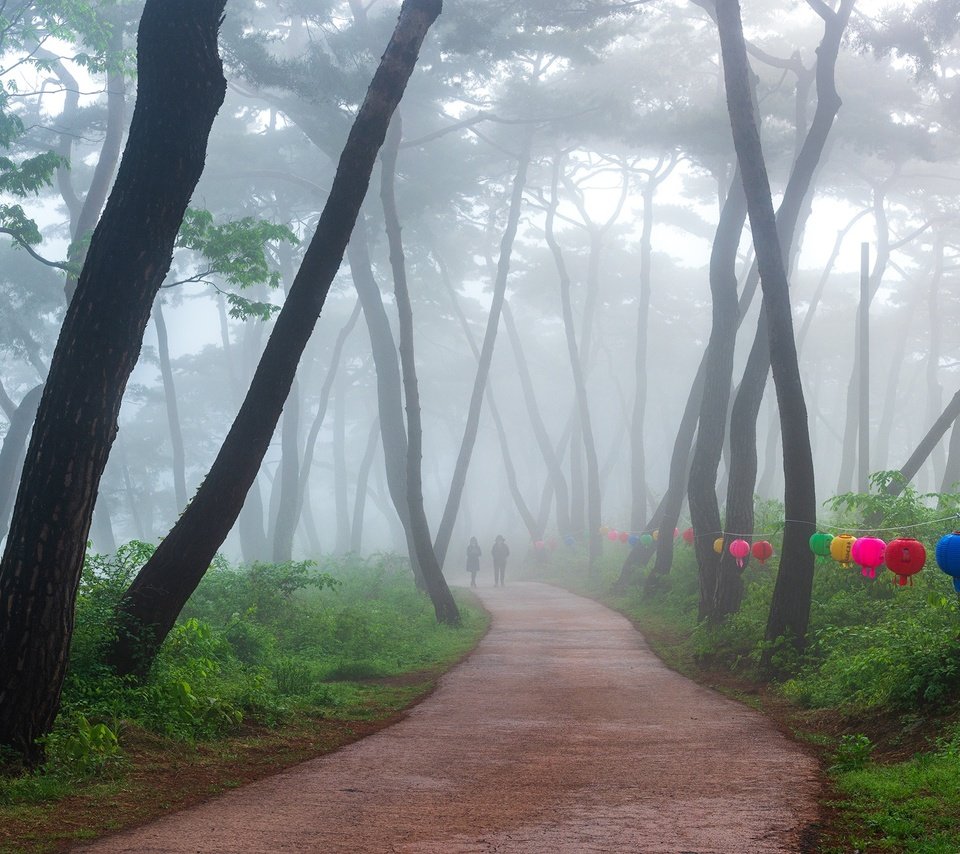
[
  {"left": 466, "top": 537, "right": 482, "bottom": 587},
  {"left": 491, "top": 534, "right": 509, "bottom": 587}
]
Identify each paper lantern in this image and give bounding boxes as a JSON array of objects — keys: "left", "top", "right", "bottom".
[
  {"left": 729, "top": 538, "right": 750, "bottom": 568},
  {"left": 809, "top": 531, "right": 833, "bottom": 557},
  {"left": 628, "top": 533, "right": 639, "bottom": 546},
  {"left": 619, "top": 530, "right": 629, "bottom": 543},
  {"left": 752, "top": 540, "right": 773, "bottom": 564},
  {"left": 713, "top": 537, "right": 724, "bottom": 554},
  {"left": 564, "top": 534, "right": 576, "bottom": 547},
  {"left": 600, "top": 526, "right": 610, "bottom": 536},
  {"left": 885, "top": 537, "right": 925, "bottom": 587},
  {"left": 935, "top": 531, "right": 960, "bottom": 593},
  {"left": 607, "top": 529, "right": 619, "bottom": 541},
  {"left": 652, "top": 530, "right": 660, "bottom": 541},
  {"left": 673, "top": 527, "right": 680, "bottom": 539},
  {"left": 682, "top": 527, "right": 695, "bottom": 545},
  {"left": 830, "top": 534, "right": 857, "bottom": 568},
  {"left": 639, "top": 533, "right": 654, "bottom": 548},
  {"left": 851, "top": 536, "right": 886, "bottom": 579},
  {"left": 534, "top": 539, "right": 545, "bottom": 550}
]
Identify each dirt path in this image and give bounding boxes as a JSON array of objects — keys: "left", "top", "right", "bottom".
[{"left": 79, "top": 582, "right": 820, "bottom": 853}]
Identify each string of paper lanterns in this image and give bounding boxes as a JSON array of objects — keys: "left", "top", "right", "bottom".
[{"left": 598, "top": 524, "right": 776, "bottom": 567}]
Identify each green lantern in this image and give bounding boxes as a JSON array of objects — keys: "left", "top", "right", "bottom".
[{"left": 809, "top": 531, "right": 833, "bottom": 557}]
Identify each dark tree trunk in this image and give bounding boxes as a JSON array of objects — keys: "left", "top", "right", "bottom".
[
  {"left": 153, "top": 300, "right": 187, "bottom": 510},
  {"left": 887, "top": 388, "right": 960, "bottom": 497},
  {"left": 712, "top": 0, "right": 852, "bottom": 622},
  {"left": 546, "top": 156, "right": 602, "bottom": 572},
  {"left": 688, "top": 170, "right": 747, "bottom": 621},
  {"left": 108, "top": 0, "right": 444, "bottom": 679},
  {"left": 347, "top": 223, "right": 422, "bottom": 583},
  {"left": 0, "top": 385, "right": 43, "bottom": 539},
  {"left": 716, "top": 0, "right": 817, "bottom": 650},
  {"left": 432, "top": 130, "right": 533, "bottom": 569},
  {"left": 351, "top": 415, "right": 381, "bottom": 553},
  {"left": 941, "top": 411, "right": 960, "bottom": 494},
  {"left": 380, "top": 116, "right": 458, "bottom": 622},
  {"left": 0, "top": 0, "right": 227, "bottom": 761},
  {"left": 926, "top": 233, "right": 946, "bottom": 487}
]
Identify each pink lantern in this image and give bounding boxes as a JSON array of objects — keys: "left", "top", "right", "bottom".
[
  {"left": 682, "top": 527, "right": 695, "bottom": 545},
  {"left": 851, "top": 536, "right": 886, "bottom": 579},
  {"left": 729, "top": 538, "right": 750, "bottom": 568},
  {"left": 607, "top": 530, "right": 619, "bottom": 541},
  {"left": 673, "top": 527, "right": 680, "bottom": 539},
  {"left": 534, "top": 540, "right": 545, "bottom": 550}
]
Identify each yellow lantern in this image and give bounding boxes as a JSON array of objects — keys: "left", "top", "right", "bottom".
[
  {"left": 713, "top": 537, "right": 724, "bottom": 554},
  {"left": 600, "top": 526, "right": 609, "bottom": 536},
  {"left": 652, "top": 530, "right": 660, "bottom": 541},
  {"left": 830, "top": 534, "right": 857, "bottom": 568}
]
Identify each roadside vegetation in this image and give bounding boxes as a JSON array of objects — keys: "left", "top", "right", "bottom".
[
  {"left": 0, "top": 547, "right": 486, "bottom": 853},
  {"left": 533, "top": 480, "right": 960, "bottom": 853}
]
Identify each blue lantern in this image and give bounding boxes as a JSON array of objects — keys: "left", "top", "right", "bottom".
[
  {"left": 628, "top": 533, "right": 639, "bottom": 546},
  {"left": 563, "top": 534, "right": 575, "bottom": 547},
  {"left": 935, "top": 531, "right": 960, "bottom": 592}
]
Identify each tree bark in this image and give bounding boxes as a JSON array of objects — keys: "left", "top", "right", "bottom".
[
  {"left": 271, "top": 376, "right": 302, "bottom": 561},
  {"left": 380, "top": 115, "right": 459, "bottom": 622},
  {"left": 887, "top": 388, "right": 960, "bottom": 497},
  {"left": 688, "top": 170, "right": 747, "bottom": 620},
  {"left": 432, "top": 130, "right": 533, "bottom": 569},
  {"left": 333, "top": 369, "right": 351, "bottom": 553},
  {"left": 351, "top": 415, "right": 381, "bottom": 553},
  {"left": 0, "top": 0, "right": 228, "bottom": 761},
  {"left": 716, "top": 0, "right": 817, "bottom": 650},
  {"left": 109, "top": 0, "right": 444, "bottom": 679}
]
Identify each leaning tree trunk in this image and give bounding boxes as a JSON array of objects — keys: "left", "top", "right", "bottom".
[
  {"left": 108, "top": 0, "right": 445, "bottom": 680},
  {"left": 0, "top": 0, "right": 228, "bottom": 761},
  {"left": 380, "top": 115, "right": 459, "bottom": 622},
  {"left": 688, "top": 170, "right": 747, "bottom": 621},
  {"left": 716, "top": 0, "right": 817, "bottom": 651},
  {"left": 886, "top": 388, "right": 960, "bottom": 497},
  {"left": 712, "top": 0, "right": 852, "bottom": 621},
  {"left": 432, "top": 129, "right": 533, "bottom": 569}
]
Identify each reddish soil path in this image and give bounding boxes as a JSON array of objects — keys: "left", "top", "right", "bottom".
[{"left": 79, "top": 582, "right": 820, "bottom": 853}]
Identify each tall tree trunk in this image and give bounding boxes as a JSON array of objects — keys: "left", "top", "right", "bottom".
[
  {"left": 712, "top": 0, "right": 852, "bottom": 621},
  {"left": 940, "top": 412, "right": 960, "bottom": 495},
  {"left": 716, "top": 0, "right": 817, "bottom": 650},
  {"left": 0, "top": 385, "right": 43, "bottom": 540},
  {"left": 153, "top": 300, "right": 188, "bottom": 510},
  {"left": 688, "top": 170, "right": 747, "bottom": 620},
  {"left": 271, "top": 377, "right": 302, "bottom": 561},
  {"left": 347, "top": 223, "right": 423, "bottom": 582},
  {"left": 0, "top": 0, "right": 227, "bottom": 761},
  {"left": 333, "top": 369, "right": 351, "bottom": 553},
  {"left": 351, "top": 415, "right": 381, "bottom": 553},
  {"left": 380, "top": 116, "right": 458, "bottom": 622},
  {"left": 546, "top": 156, "right": 602, "bottom": 572},
  {"left": 432, "top": 130, "right": 533, "bottom": 569},
  {"left": 926, "top": 232, "right": 946, "bottom": 487},
  {"left": 108, "top": 0, "right": 444, "bottom": 679}
]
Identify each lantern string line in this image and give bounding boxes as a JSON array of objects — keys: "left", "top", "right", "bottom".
[{"left": 602, "top": 513, "right": 960, "bottom": 542}]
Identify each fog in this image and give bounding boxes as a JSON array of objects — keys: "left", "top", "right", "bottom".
[{"left": 1, "top": 0, "right": 956, "bottom": 576}]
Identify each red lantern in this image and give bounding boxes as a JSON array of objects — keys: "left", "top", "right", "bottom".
[
  {"left": 885, "top": 537, "right": 926, "bottom": 587},
  {"left": 619, "top": 530, "right": 629, "bottom": 543},
  {"left": 729, "top": 538, "right": 750, "bottom": 568},
  {"left": 752, "top": 540, "right": 773, "bottom": 564},
  {"left": 852, "top": 536, "right": 886, "bottom": 579},
  {"left": 682, "top": 527, "right": 695, "bottom": 545}
]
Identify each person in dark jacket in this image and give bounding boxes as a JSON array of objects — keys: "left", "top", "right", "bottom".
[
  {"left": 466, "top": 537, "right": 481, "bottom": 587},
  {"left": 491, "top": 534, "right": 509, "bottom": 587}
]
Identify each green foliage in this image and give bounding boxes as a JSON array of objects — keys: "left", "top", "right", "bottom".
[
  {"left": 830, "top": 733, "right": 873, "bottom": 773},
  {"left": 171, "top": 208, "right": 299, "bottom": 320},
  {"left": 42, "top": 716, "right": 121, "bottom": 777}
]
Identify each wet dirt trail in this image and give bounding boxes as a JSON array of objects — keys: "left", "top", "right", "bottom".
[{"left": 80, "top": 581, "right": 820, "bottom": 853}]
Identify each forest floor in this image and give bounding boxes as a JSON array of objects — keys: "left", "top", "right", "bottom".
[{"left": 74, "top": 581, "right": 821, "bottom": 853}]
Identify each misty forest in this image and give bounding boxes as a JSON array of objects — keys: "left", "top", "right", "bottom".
[{"left": 2, "top": 0, "right": 960, "bottom": 851}]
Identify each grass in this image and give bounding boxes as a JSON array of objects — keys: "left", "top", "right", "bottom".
[{"left": 0, "top": 549, "right": 488, "bottom": 854}]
